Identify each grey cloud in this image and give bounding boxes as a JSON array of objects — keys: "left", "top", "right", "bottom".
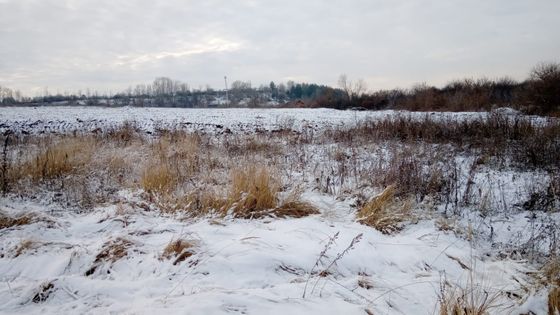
[{"left": 1, "top": 0, "right": 559, "bottom": 95}]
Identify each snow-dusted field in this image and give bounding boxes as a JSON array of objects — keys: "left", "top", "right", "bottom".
[
  {"left": 0, "top": 193, "right": 548, "bottom": 315},
  {"left": 0, "top": 106, "right": 492, "bottom": 135},
  {"left": 0, "top": 107, "right": 557, "bottom": 314}
]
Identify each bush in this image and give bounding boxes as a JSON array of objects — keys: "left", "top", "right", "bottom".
[{"left": 527, "top": 62, "right": 560, "bottom": 114}]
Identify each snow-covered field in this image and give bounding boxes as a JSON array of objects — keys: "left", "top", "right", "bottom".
[
  {"left": 0, "top": 107, "right": 557, "bottom": 314},
  {"left": 0, "top": 106, "right": 494, "bottom": 135}
]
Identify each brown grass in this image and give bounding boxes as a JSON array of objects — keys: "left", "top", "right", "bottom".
[
  {"left": 356, "top": 185, "right": 413, "bottom": 234},
  {"left": 141, "top": 163, "right": 177, "bottom": 195},
  {"left": 550, "top": 287, "right": 560, "bottom": 315},
  {"left": 0, "top": 211, "right": 35, "bottom": 229},
  {"left": 21, "top": 137, "right": 96, "bottom": 182},
  {"left": 85, "top": 237, "right": 133, "bottom": 276},
  {"left": 150, "top": 188, "right": 228, "bottom": 216},
  {"left": 439, "top": 281, "right": 504, "bottom": 315},
  {"left": 104, "top": 121, "right": 140, "bottom": 145},
  {"left": 225, "top": 135, "right": 283, "bottom": 157},
  {"left": 542, "top": 258, "right": 560, "bottom": 314},
  {"left": 272, "top": 200, "right": 319, "bottom": 218},
  {"left": 161, "top": 238, "right": 194, "bottom": 265},
  {"left": 228, "top": 166, "right": 279, "bottom": 218},
  {"left": 141, "top": 133, "right": 203, "bottom": 196},
  {"left": 14, "top": 239, "right": 37, "bottom": 257},
  {"left": 328, "top": 114, "right": 560, "bottom": 170},
  {"left": 153, "top": 132, "right": 200, "bottom": 173}
]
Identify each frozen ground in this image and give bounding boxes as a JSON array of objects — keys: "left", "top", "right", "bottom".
[
  {"left": 0, "top": 107, "right": 556, "bottom": 314},
  {"left": 0, "top": 106, "right": 498, "bottom": 135},
  {"left": 0, "top": 192, "right": 547, "bottom": 315}
]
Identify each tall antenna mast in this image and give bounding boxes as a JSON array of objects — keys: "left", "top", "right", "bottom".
[{"left": 224, "top": 76, "right": 229, "bottom": 107}]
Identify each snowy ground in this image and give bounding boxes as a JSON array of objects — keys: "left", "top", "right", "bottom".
[
  {"left": 0, "top": 106, "right": 496, "bottom": 135},
  {"left": 0, "top": 192, "right": 547, "bottom": 315},
  {"left": 0, "top": 107, "right": 556, "bottom": 314}
]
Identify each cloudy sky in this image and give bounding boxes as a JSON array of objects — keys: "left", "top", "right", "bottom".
[{"left": 1, "top": 0, "right": 559, "bottom": 96}]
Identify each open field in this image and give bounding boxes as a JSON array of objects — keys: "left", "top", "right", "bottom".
[{"left": 0, "top": 107, "right": 559, "bottom": 314}]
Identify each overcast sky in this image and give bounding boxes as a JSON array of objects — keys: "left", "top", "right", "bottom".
[{"left": 1, "top": 0, "right": 559, "bottom": 96}]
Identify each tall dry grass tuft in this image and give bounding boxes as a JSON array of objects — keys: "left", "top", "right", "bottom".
[
  {"left": 541, "top": 258, "right": 560, "bottom": 314},
  {"left": 223, "top": 166, "right": 319, "bottom": 219},
  {"left": 228, "top": 166, "right": 279, "bottom": 218},
  {"left": 20, "top": 137, "right": 96, "bottom": 182},
  {"left": 356, "top": 185, "right": 413, "bottom": 234},
  {"left": 551, "top": 287, "right": 560, "bottom": 315},
  {"left": 141, "top": 132, "right": 202, "bottom": 197},
  {"left": 438, "top": 280, "right": 504, "bottom": 315},
  {"left": 141, "top": 163, "right": 177, "bottom": 195}
]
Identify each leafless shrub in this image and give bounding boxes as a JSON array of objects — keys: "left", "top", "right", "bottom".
[
  {"left": 326, "top": 114, "right": 559, "bottom": 170},
  {"left": 104, "top": 121, "right": 140, "bottom": 145},
  {"left": 303, "top": 232, "right": 363, "bottom": 298},
  {"left": 1, "top": 133, "right": 11, "bottom": 195},
  {"left": 527, "top": 62, "right": 560, "bottom": 115}
]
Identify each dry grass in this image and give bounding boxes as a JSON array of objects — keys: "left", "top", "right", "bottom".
[
  {"left": 149, "top": 188, "right": 228, "bottom": 216},
  {"left": 32, "top": 281, "right": 55, "bottom": 303},
  {"left": 141, "top": 133, "right": 203, "bottom": 196},
  {"left": 105, "top": 121, "right": 139, "bottom": 145},
  {"left": 356, "top": 185, "right": 413, "bottom": 234},
  {"left": 0, "top": 211, "right": 35, "bottom": 229},
  {"left": 550, "top": 287, "right": 560, "bottom": 315},
  {"left": 272, "top": 200, "right": 319, "bottom": 218},
  {"left": 225, "top": 135, "right": 284, "bottom": 157},
  {"left": 542, "top": 258, "right": 560, "bottom": 314},
  {"left": 85, "top": 237, "right": 133, "bottom": 276},
  {"left": 161, "top": 238, "right": 195, "bottom": 265},
  {"left": 141, "top": 163, "right": 177, "bottom": 195},
  {"left": 228, "top": 166, "right": 280, "bottom": 218},
  {"left": 436, "top": 217, "right": 464, "bottom": 235},
  {"left": 155, "top": 133, "right": 200, "bottom": 171},
  {"left": 14, "top": 239, "right": 37, "bottom": 257},
  {"left": 21, "top": 137, "right": 96, "bottom": 182},
  {"left": 438, "top": 281, "right": 504, "bottom": 315}
]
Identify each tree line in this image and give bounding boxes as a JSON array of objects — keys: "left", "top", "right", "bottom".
[{"left": 1, "top": 62, "right": 558, "bottom": 115}]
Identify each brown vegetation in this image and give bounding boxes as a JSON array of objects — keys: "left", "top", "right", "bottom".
[
  {"left": 228, "top": 166, "right": 279, "bottom": 218},
  {"left": 85, "top": 237, "right": 133, "bottom": 276},
  {"left": 438, "top": 281, "right": 504, "bottom": 315},
  {"left": 0, "top": 211, "right": 35, "bottom": 229},
  {"left": 541, "top": 258, "right": 560, "bottom": 314},
  {"left": 356, "top": 185, "right": 413, "bottom": 234},
  {"left": 161, "top": 238, "right": 195, "bottom": 265}
]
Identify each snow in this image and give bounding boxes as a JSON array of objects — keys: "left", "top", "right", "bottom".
[
  {"left": 0, "top": 192, "right": 534, "bottom": 314},
  {"left": 0, "top": 106, "right": 493, "bottom": 135},
  {"left": 0, "top": 107, "right": 555, "bottom": 314}
]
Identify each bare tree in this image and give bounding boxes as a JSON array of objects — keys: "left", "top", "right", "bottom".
[
  {"left": 529, "top": 62, "right": 560, "bottom": 113},
  {"left": 338, "top": 74, "right": 367, "bottom": 101}
]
